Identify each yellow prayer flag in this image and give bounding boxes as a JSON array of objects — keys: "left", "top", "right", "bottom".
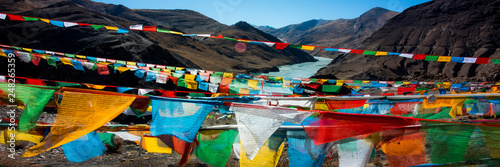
[
  {"left": 184, "top": 74, "right": 196, "bottom": 81},
  {"left": 170, "top": 31, "right": 183, "bottom": 35},
  {"left": 185, "top": 80, "right": 198, "bottom": 90},
  {"left": 375, "top": 51, "right": 389, "bottom": 56},
  {"left": 22, "top": 90, "right": 136, "bottom": 157},
  {"left": 141, "top": 136, "right": 172, "bottom": 154},
  {"left": 301, "top": 45, "right": 315, "bottom": 51},
  {"left": 237, "top": 39, "right": 251, "bottom": 43},
  {"left": 223, "top": 73, "right": 233, "bottom": 78},
  {"left": 117, "top": 67, "right": 130, "bottom": 73},
  {"left": 75, "top": 55, "right": 86, "bottom": 59},
  {"left": 60, "top": 58, "right": 73, "bottom": 66},
  {"left": 320, "top": 79, "right": 329, "bottom": 84},
  {"left": 84, "top": 84, "right": 107, "bottom": 90},
  {"left": 175, "top": 67, "right": 185, "bottom": 71},
  {"left": 437, "top": 56, "right": 452, "bottom": 62},
  {"left": 275, "top": 77, "right": 283, "bottom": 82},
  {"left": 104, "top": 26, "right": 118, "bottom": 30},
  {"left": 239, "top": 88, "right": 250, "bottom": 95},
  {"left": 403, "top": 82, "right": 411, "bottom": 85},
  {"left": 248, "top": 80, "right": 258, "bottom": 90},
  {"left": 362, "top": 81, "right": 370, "bottom": 83},
  {"left": 40, "top": 18, "right": 50, "bottom": 23},
  {"left": 423, "top": 98, "right": 465, "bottom": 119},
  {"left": 0, "top": 50, "right": 7, "bottom": 58},
  {"left": 336, "top": 80, "right": 345, "bottom": 86},
  {"left": 22, "top": 48, "right": 33, "bottom": 53},
  {"left": 126, "top": 61, "right": 136, "bottom": 66}
]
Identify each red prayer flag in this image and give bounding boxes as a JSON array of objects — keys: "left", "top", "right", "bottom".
[
  {"left": 275, "top": 43, "right": 289, "bottom": 50},
  {"left": 215, "top": 34, "right": 223, "bottom": 38},
  {"left": 324, "top": 100, "right": 367, "bottom": 110},
  {"left": 25, "top": 78, "right": 46, "bottom": 86},
  {"left": 7, "top": 14, "right": 24, "bottom": 21},
  {"left": 142, "top": 26, "right": 156, "bottom": 31},
  {"left": 303, "top": 112, "right": 418, "bottom": 145},
  {"left": 96, "top": 64, "right": 109, "bottom": 75},
  {"left": 77, "top": 23, "right": 91, "bottom": 26},
  {"left": 31, "top": 54, "right": 42, "bottom": 66},
  {"left": 397, "top": 87, "right": 415, "bottom": 95},
  {"left": 160, "top": 90, "right": 176, "bottom": 97},
  {"left": 303, "top": 83, "right": 321, "bottom": 89},
  {"left": 168, "top": 76, "right": 178, "bottom": 85},
  {"left": 476, "top": 58, "right": 489, "bottom": 64},
  {"left": 413, "top": 54, "right": 426, "bottom": 60},
  {"left": 349, "top": 49, "right": 364, "bottom": 54},
  {"left": 219, "top": 84, "right": 229, "bottom": 94}
]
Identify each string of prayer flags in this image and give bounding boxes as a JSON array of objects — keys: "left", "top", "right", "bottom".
[
  {"left": 194, "top": 130, "right": 238, "bottom": 167},
  {"left": 150, "top": 96, "right": 222, "bottom": 142},
  {"left": 62, "top": 131, "right": 106, "bottom": 162},
  {"left": 22, "top": 88, "right": 136, "bottom": 157}
]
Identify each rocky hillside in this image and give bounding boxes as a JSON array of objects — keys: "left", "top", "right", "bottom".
[
  {"left": 259, "top": 7, "right": 398, "bottom": 56},
  {"left": 0, "top": 0, "right": 316, "bottom": 86},
  {"left": 314, "top": 0, "right": 500, "bottom": 81}
]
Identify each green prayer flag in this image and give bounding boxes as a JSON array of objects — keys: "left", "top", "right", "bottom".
[
  {"left": 47, "top": 57, "right": 58, "bottom": 68},
  {"left": 491, "top": 59, "right": 500, "bottom": 64},
  {"left": 362, "top": 51, "right": 377, "bottom": 55},
  {"left": 234, "top": 79, "right": 247, "bottom": 88},
  {"left": 56, "top": 82, "right": 81, "bottom": 87},
  {"left": 289, "top": 44, "right": 302, "bottom": 49},
  {"left": 194, "top": 130, "right": 237, "bottom": 167},
  {"left": 22, "top": 17, "right": 39, "bottom": 21},
  {"left": 177, "top": 78, "right": 186, "bottom": 87},
  {"left": 97, "top": 132, "right": 116, "bottom": 147},
  {"left": 156, "top": 28, "right": 170, "bottom": 33},
  {"left": 91, "top": 25, "right": 105, "bottom": 30},
  {"left": 353, "top": 80, "right": 362, "bottom": 83},
  {"left": 11, "top": 47, "right": 22, "bottom": 50},
  {"left": 229, "top": 86, "right": 239, "bottom": 94},
  {"left": 151, "top": 68, "right": 161, "bottom": 72},
  {"left": 0, "top": 83, "right": 57, "bottom": 132},
  {"left": 223, "top": 37, "right": 237, "bottom": 41},
  {"left": 171, "top": 73, "right": 184, "bottom": 78},
  {"left": 116, "top": 60, "right": 126, "bottom": 65},
  {"left": 322, "top": 85, "right": 342, "bottom": 93},
  {"left": 166, "top": 66, "right": 176, "bottom": 70},
  {"left": 188, "top": 93, "right": 205, "bottom": 98},
  {"left": 395, "top": 82, "right": 403, "bottom": 84},
  {"left": 64, "top": 53, "right": 76, "bottom": 58},
  {"left": 425, "top": 55, "right": 439, "bottom": 61},
  {"left": 415, "top": 107, "right": 452, "bottom": 119},
  {"left": 421, "top": 121, "right": 474, "bottom": 164}
]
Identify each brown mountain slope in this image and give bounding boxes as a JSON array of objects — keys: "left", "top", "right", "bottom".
[
  {"left": 259, "top": 7, "right": 398, "bottom": 56},
  {"left": 314, "top": 0, "right": 500, "bottom": 81}
]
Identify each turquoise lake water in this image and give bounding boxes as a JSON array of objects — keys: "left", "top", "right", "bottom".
[
  {"left": 251, "top": 56, "right": 333, "bottom": 94},
  {"left": 252, "top": 56, "right": 333, "bottom": 78}
]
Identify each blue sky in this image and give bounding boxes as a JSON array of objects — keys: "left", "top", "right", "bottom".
[{"left": 93, "top": 0, "right": 430, "bottom": 28}]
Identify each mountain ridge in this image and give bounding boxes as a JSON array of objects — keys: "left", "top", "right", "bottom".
[{"left": 314, "top": 0, "right": 500, "bottom": 81}]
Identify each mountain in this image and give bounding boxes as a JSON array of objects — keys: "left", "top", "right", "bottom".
[
  {"left": 258, "top": 7, "right": 399, "bottom": 56},
  {"left": 0, "top": 0, "right": 316, "bottom": 86},
  {"left": 314, "top": 0, "right": 500, "bottom": 81}
]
